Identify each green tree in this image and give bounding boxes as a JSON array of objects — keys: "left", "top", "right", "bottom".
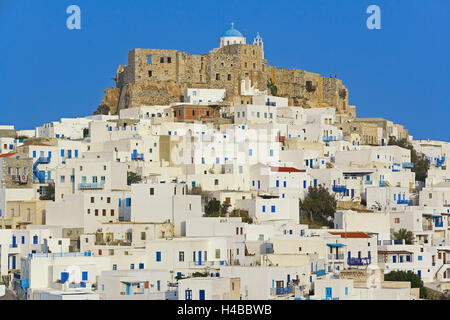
[
  {"left": 127, "top": 172, "right": 141, "bottom": 185},
  {"left": 299, "top": 185, "right": 337, "bottom": 227},
  {"left": 267, "top": 78, "right": 278, "bottom": 96},
  {"left": 388, "top": 137, "right": 429, "bottom": 182},
  {"left": 40, "top": 183, "right": 55, "bottom": 201},
  {"left": 384, "top": 270, "right": 427, "bottom": 298},
  {"left": 205, "top": 200, "right": 220, "bottom": 215},
  {"left": 220, "top": 201, "right": 231, "bottom": 215},
  {"left": 393, "top": 228, "right": 414, "bottom": 244}
]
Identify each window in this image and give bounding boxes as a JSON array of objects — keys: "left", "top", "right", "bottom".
[
  {"left": 110, "top": 209, "right": 114, "bottom": 216},
  {"left": 214, "top": 179, "right": 219, "bottom": 186},
  {"left": 148, "top": 70, "right": 152, "bottom": 77},
  {"left": 179, "top": 251, "right": 184, "bottom": 262},
  {"left": 156, "top": 251, "right": 161, "bottom": 262},
  {"left": 113, "top": 264, "right": 117, "bottom": 270},
  {"left": 130, "top": 264, "right": 134, "bottom": 270},
  {"left": 139, "top": 263, "right": 144, "bottom": 269},
  {"left": 227, "top": 74, "right": 231, "bottom": 81},
  {"left": 95, "top": 209, "right": 99, "bottom": 216},
  {"left": 141, "top": 232, "right": 146, "bottom": 240},
  {"left": 215, "top": 249, "right": 220, "bottom": 259},
  {"left": 82, "top": 271, "right": 88, "bottom": 281},
  {"left": 33, "top": 235, "right": 38, "bottom": 244},
  {"left": 60, "top": 175, "right": 65, "bottom": 183},
  {"left": 102, "top": 209, "right": 106, "bottom": 217},
  {"left": 160, "top": 57, "right": 164, "bottom": 63},
  {"left": 271, "top": 205, "right": 276, "bottom": 213},
  {"left": 150, "top": 188, "right": 154, "bottom": 195},
  {"left": 91, "top": 197, "right": 94, "bottom": 203},
  {"left": 216, "top": 73, "right": 220, "bottom": 80},
  {"left": 167, "top": 57, "right": 172, "bottom": 63}
]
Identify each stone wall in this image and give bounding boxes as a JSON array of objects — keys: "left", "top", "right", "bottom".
[{"left": 100, "top": 43, "right": 353, "bottom": 119}]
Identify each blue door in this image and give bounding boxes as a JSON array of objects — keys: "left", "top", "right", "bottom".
[
  {"left": 12, "top": 256, "right": 16, "bottom": 270},
  {"left": 257, "top": 180, "right": 260, "bottom": 189},
  {"left": 287, "top": 274, "right": 290, "bottom": 283},
  {"left": 417, "top": 270, "right": 421, "bottom": 278},
  {"left": 198, "top": 251, "right": 202, "bottom": 265},
  {"left": 126, "top": 284, "right": 131, "bottom": 295},
  {"left": 185, "top": 290, "right": 192, "bottom": 300},
  {"left": 351, "top": 189, "right": 354, "bottom": 198},
  {"left": 199, "top": 290, "right": 205, "bottom": 300},
  {"left": 325, "top": 287, "right": 332, "bottom": 299}
]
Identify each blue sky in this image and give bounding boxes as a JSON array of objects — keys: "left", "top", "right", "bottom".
[{"left": 0, "top": 0, "right": 449, "bottom": 141}]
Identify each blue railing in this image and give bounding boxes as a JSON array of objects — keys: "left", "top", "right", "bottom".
[
  {"left": 316, "top": 269, "right": 326, "bottom": 277},
  {"left": 29, "top": 252, "right": 92, "bottom": 258},
  {"left": 332, "top": 185, "right": 347, "bottom": 192},
  {"left": 274, "top": 286, "right": 294, "bottom": 295},
  {"left": 323, "top": 136, "right": 334, "bottom": 142},
  {"left": 379, "top": 181, "right": 387, "bottom": 187},
  {"left": 131, "top": 153, "right": 144, "bottom": 161},
  {"left": 397, "top": 200, "right": 411, "bottom": 205},
  {"left": 33, "top": 156, "right": 51, "bottom": 183},
  {"left": 402, "top": 162, "right": 414, "bottom": 169},
  {"left": 364, "top": 180, "right": 373, "bottom": 185},
  {"left": 348, "top": 257, "right": 371, "bottom": 266},
  {"left": 78, "top": 182, "right": 105, "bottom": 190}
]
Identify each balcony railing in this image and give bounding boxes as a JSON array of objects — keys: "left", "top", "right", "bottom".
[
  {"left": 397, "top": 200, "right": 411, "bottom": 205},
  {"left": 323, "top": 136, "right": 334, "bottom": 142},
  {"left": 402, "top": 162, "right": 414, "bottom": 169},
  {"left": 332, "top": 185, "right": 347, "bottom": 192},
  {"left": 364, "top": 180, "right": 373, "bottom": 185},
  {"left": 347, "top": 257, "right": 371, "bottom": 266},
  {"left": 78, "top": 182, "right": 105, "bottom": 190},
  {"left": 270, "top": 286, "right": 294, "bottom": 296},
  {"left": 328, "top": 254, "right": 345, "bottom": 261},
  {"left": 131, "top": 153, "right": 144, "bottom": 161},
  {"left": 379, "top": 181, "right": 387, "bottom": 187}
]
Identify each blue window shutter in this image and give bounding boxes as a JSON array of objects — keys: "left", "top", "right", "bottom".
[
  {"left": 271, "top": 205, "right": 275, "bottom": 213},
  {"left": 61, "top": 150, "right": 64, "bottom": 157},
  {"left": 82, "top": 271, "right": 88, "bottom": 281},
  {"left": 61, "top": 272, "right": 69, "bottom": 284},
  {"left": 156, "top": 251, "right": 161, "bottom": 262},
  {"left": 262, "top": 205, "right": 265, "bottom": 213}
]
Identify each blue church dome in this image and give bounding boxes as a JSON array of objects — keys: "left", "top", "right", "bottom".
[{"left": 222, "top": 23, "right": 244, "bottom": 37}]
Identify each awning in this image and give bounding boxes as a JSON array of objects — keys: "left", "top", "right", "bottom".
[{"left": 326, "top": 243, "right": 345, "bottom": 247}]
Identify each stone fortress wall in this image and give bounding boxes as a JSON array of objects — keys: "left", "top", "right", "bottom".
[{"left": 100, "top": 26, "right": 356, "bottom": 121}]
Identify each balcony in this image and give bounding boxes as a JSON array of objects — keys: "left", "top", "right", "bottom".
[
  {"left": 78, "top": 182, "right": 105, "bottom": 190},
  {"left": 379, "top": 181, "right": 387, "bottom": 187},
  {"left": 270, "top": 286, "right": 294, "bottom": 296},
  {"left": 131, "top": 153, "right": 144, "bottom": 161},
  {"left": 328, "top": 254, "right": 345, "bottom": 261},
  {"left": 316, "top": 269, "right": 326, "bottom": 277},
  {"left": 397, "top": 200, "right": 411, "bottom": 205},
  {"left": 364, "top": 180, "right": 373, "bottom": 185},
  {"left": 402, "top": 162, "right": 414, "bottom": 169},
  {"left": 347, "top": 257, "right": 371, "bottom": 266},
  {"left": 323, "top": 136, "right": 334, "bottom": 142},
  {"left": 422, "top": 224, "right": 433, "bottom": 231},
  {"left": 332, "top": 185, "right": 347, "bottom": 193}
]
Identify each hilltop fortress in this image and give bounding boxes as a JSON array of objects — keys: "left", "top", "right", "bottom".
[{"left": 99, "top": 23, "right": 356, "bottom": 122}]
